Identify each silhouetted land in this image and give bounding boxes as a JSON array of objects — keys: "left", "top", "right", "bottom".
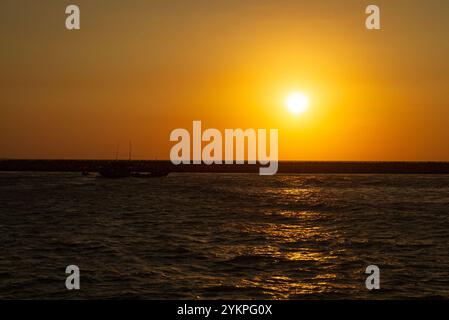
[{"left": 1, "top": 160, "right": 449, "bottom": 174}]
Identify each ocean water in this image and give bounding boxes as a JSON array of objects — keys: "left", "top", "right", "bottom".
[{"left": 1, "top": 172, "right": 449, "bottom": 299}]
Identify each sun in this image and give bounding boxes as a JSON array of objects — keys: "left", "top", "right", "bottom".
[{"left": 285, "top": 92, "right": 309, "bottom": 115}]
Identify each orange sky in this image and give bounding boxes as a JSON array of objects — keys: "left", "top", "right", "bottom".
[{"left": 1, "top": 0, "right": 449, "bottom": 160}]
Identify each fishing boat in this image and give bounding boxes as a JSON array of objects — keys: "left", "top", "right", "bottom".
[
  {"left": 98, "top": 162, "right": 131, "bottom": 178},
  {"left": 98, "top": 142, "right": 132, "bottom": 178},
  {"left": 96, "top": 141, "right": 169, "bottom": 178}
]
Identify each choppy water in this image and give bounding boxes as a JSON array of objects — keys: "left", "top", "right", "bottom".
[{"left": 1, "top": 172, "right": 449, "bottom": 299}]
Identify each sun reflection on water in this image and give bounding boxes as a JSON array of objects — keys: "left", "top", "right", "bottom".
[{"left": 226, "top": 204, "right": 343, "bottom": 298}]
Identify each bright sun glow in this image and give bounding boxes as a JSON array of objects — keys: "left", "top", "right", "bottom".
[{"left": 285, "top": 92, "right": 309, "bottom": 115}]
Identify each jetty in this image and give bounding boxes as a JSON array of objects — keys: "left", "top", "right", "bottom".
[{"left": 1, "top": 160, "right": 449, "bottom": 174}]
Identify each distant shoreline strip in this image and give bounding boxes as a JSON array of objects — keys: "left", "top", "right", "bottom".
[{"left": 1, "top": 160, "right": 449, "bottom": 174}]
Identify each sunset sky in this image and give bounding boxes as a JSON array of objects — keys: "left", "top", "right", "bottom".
[{"left": 1, "top": 0, "right": 449, "bottom": 160}]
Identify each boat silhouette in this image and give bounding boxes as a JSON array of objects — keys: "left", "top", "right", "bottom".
[
  {"left": 99, "top": 162, "right": 131, "bottom": 178},
  {"left": 98, "top": 163, "right": 169, "bottom": 178},
  {"left": 97, "top": 142, "right": 169, "bottom": 178}
]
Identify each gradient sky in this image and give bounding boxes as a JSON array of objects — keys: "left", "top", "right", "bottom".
[{"left": 1, "top": 0, "right": 449, "bottom": 160}]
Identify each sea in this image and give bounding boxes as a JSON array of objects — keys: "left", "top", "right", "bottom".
[{"left": 1, "top": 172, "right": 449, "bottom": 299}]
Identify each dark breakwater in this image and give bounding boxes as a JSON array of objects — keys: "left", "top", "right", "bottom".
[{"left": 1, "top": 160, "right": 449, "bottom": 174}]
